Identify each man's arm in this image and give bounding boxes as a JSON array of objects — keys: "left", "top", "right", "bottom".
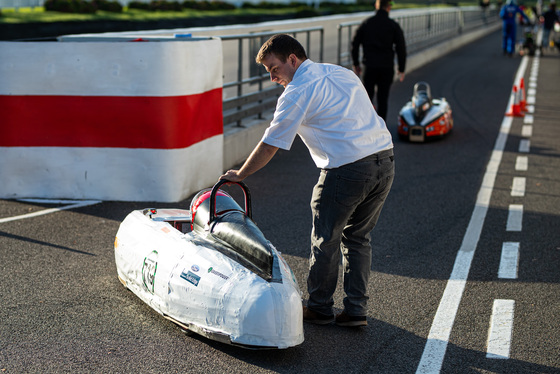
[
  {"left": 220, "top": 141, "right": 279, "bottom": 182},
  {"left": 351, "top": 23, "right": 364, "bottom": 75},
  {"left": 395, "top": 24, "right": 407, "bottom": 79}
]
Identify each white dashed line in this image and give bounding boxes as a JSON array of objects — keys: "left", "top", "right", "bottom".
[
  {"left": 519, "top": 139, "right": 530, "bottom": 153},
  {"left": 521, "top": 125, "right": 533, "bottom": 137},
  {"left": 415, "top": 115, "right": 514, "bottom": 374},
  {"left": 511, "top": 177, "right": 526, "bottom": 197},
  {"left": 498, "top": 242, "right": 520, "bottom": 279},
  {"left": 515, "top": 155, "right": 528, "bottom": 171},
  {"left": 489, "top": 53, "right": 540, "bottom": 364},
  {"left": 487, "top": 299, "right": 515, "bottom": 359},
  {"left": 415, "top": 55, "right": 531, "bottom": 374},
  {"left": 506, "top": 204, "right": 523, "bottom": 232}
]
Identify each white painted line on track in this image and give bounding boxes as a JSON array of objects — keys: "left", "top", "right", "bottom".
[
  {"left": 486, "top": 299, "right": 515, "bottom": 359},
  {"left": 515, "top": 155, "right": 528, "bottom": 171},
  {"left": 415, "top": 118, "right": 511, "bottom": 373},
  {"left": 511, "top": 177, "right": 526, "bottom": 197},
  {"left": 519, "top": 139, "right": 531, "bottom": 153},
  {"left": 498, "top": 242, "right": 520, "bottom": 279},
  {"left": 415, "top": 55, "right": 529, "bottom": 374},
  {"left": 506, "top": 204, "right": 523, "bottom": 232},
  {"left": 523, "top": 114, "right": 534, "bottom": 124},
  {"left": 522, "top": 125, "right": 533, "bottom": 137},
  {"left": 0, "top": 199, "right": 101, "bottom": 224}
]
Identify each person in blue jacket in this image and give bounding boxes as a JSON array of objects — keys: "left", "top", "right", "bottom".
[{"left": 500, "top": 0, "right": 531, "bottom": 55}]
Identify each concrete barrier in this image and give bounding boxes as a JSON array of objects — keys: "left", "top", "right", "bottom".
[{"left": 0, "top": 36, "right": 223, "bottom": 202}]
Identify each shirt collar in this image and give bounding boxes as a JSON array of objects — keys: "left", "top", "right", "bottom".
[{"left": 291, "top": 59, "right": 312, "bottom": 85}]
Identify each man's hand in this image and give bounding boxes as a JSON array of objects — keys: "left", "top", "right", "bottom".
[
  {"left": 220, "top": 169, "right": 244, "bottom": 182},
  {"left": 353, "top": 65, "right": 362, "bottom": 76}
]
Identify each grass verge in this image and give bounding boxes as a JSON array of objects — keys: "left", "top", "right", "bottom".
[{"left": 0, "top": 2, "right": 478, "bottom": 24}]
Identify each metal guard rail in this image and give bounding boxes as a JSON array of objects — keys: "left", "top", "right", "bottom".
[
  {"left": 337, "top": 7, "right": 500, "bottom": 66},
  {"left": 220, "top": 27, "right": 324, "bottom": 127},
  {"left": 222, "top": 8, "right": 499, "bottom": 128}
]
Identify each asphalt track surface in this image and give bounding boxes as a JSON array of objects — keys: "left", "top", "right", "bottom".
[{"left": 1, "top": 29, "right": 559, "bottom": 373}]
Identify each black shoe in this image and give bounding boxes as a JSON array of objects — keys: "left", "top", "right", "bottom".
[
  {"left": 335, "top": 311, "right": 367, "bottom": 327},
  {"left": 303, "top": 306, "right": 334, "bottom": 325}
]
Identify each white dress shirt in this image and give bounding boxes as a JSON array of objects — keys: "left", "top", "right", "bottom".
[{"left": 261, "top": 59, "right": 393, "bottom": 169}]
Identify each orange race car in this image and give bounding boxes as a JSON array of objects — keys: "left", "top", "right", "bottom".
[{"left": 398, "top": 82, "right": 454, "bottom": 142}]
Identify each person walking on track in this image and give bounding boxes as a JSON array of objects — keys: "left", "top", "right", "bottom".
[
  {"left": 351, "top": 0, "right": 407, "bottom": 122},
  {"left": 500, "top": 0, "right": 530, "bottom": 56}
]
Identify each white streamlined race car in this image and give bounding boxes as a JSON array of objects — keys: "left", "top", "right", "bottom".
[{"left": 114, "top": 180, "right": 304, "bottom": 349}]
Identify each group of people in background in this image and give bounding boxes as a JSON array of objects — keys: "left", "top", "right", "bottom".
[{"left": 500, "top": 0, "right": 560, "bottom": 56}]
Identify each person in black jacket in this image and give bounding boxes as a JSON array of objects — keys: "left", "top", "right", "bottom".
[
  {"left": 352, "top": 0, "right": 407, "bottom": 122},
  {"left": 541, "top": 2, "right": 559, "bottom": 51}
]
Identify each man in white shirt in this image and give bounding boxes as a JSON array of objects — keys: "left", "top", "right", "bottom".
[{"left": 220, "top": 34, "right": 394, "bottom": 327}]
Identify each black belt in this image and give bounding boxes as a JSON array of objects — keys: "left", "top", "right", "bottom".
[{"left": 362, "top": 148, "right": 394, "bottom": 161}]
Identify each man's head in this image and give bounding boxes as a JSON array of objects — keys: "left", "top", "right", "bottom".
[
  {"left": 256, "top": 34, "right": 307, "bottom": 64},
  {"left": 256, "top": 34, "right": 308, "bottom": 88},
  {"left": 376, "top": 0, "right": 393, "bottom": 10}
]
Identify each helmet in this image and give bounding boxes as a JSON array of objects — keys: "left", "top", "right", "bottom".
[
  {"left": 190, "top": 188, "right": 243, "bottom": 232},
  {"left": 412, "top": 82, "right": 433, "bottom": 119},
  {"left": 190, "top": 188, "right": 230, "bottom": 223}
]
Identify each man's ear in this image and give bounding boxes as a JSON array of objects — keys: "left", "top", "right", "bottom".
[{"left": 289, "top": 54, "right": 297, "bottom": 66}]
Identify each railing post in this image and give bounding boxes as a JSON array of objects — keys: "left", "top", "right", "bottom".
[
  {"left": 337, "top": 25, "right": 342, "bottom": 66},
  {"left": 346, "top": 25, "right": 352, "bottom": 67},
  {"left": 320, "top": 28, "right": 324, "bottom": 63},
  {"left": 236, "top": 38, "right": 243, "bottom": 127}
]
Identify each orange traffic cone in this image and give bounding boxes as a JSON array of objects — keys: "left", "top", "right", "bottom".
[
  {"left": 506, "top": 85, "right": 524, "bottom": 117},
  {"left": 519, "top": 78, "right": 527, "bottom": 112}
]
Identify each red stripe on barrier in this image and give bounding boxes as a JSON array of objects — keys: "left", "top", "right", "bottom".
[{"left": 1, "top": 88, "right": 223, "bottom": 149}]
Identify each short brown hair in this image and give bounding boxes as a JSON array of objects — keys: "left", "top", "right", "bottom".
[{"left": 255, "top": 34, "right": 308, "bottom": 64}]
